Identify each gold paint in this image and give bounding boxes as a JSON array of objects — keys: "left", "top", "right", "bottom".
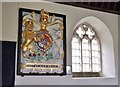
[
  {"left": 39, "top": 9, "right": 49, "bottom": 31},
  {"left": 39, "top": 9, "right": 64, "bottom": 32},
  {"left": 62, "top": 52, "right": 64, "bottom": 60},
  {"left": 21, "top": 9, "right": 64, "bottom": 59},
  {"left": 32, "top": 68, "right": 35, "bottom": 71},
  {"left": 22, "top": 20, "right": 36, "bottom": 59},
  {"left": 21, "top": 64, "right": 26, "bottom": 69},
  {"left": 50, "top": 68, "right": 53, "bottom": 71}
]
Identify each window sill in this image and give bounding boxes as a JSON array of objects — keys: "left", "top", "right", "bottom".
[
  {"left": 72, "top": 72, "right": 102, "bottom": 77},
  {"left": 72, "top": 76, "right": 116, "bottom": 79},
  {"left": 71, "top": 72, "right": 115, "bottom": 79}
]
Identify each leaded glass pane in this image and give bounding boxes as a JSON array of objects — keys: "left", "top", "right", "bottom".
[
  {"left": 82, "top": 38, "right": 90, "bottom": 51},
  {"left": 82, "top": 38, "right": 90, "bottom": 58},
  {"left": 72, "top": 49, "right": 76, "bottom": 56},
  {"left": 72, "top": 38, "right": 79, "bottom": 49},
  {"left": 92, "top": 44, "right": 99, "bottom": 51},
  {"left": 82, "top": 38, "right": 89, "bottom": 43},
  {"left": 75, "top": 57, "right": 81, "bottom": 63},
  {"left": 75, "top": 50, "right": 81, "bottom": 57},
  {"left": 72, "top": 37, "right": 79, "bottom": 43},
  {"left": 72, "top": 64, "right": 81, "bottom": 72},
  {"left": 72, "top": 57, "right": 81, "bottom": 64},
  {"left": 83, "top": 64, "right": 91, "bottom": 72},
  {"left": 92, "top": 51, "right": 100, "bottom": 57},
  {"left": 72, "top": 43, "right": 80, "bottom": 49},
  {"left": 72, "top": 57, "right": 76, "bottom": 63},
  {"left": 92, "top": 64, "right": 101, "bottom": 72},
  {"left": 72, "top": 49, "right": 81, "bottom": 57},
  {"left": 92, "top": 57, "right": 100, "bottom": 64},
  {"left": 92, "top": 38, "right": 100, "bottom": 51},
  {"left": 82, "top": 50, "right": 90, "bottom": 56},
  {"left": 83, "top": 57, "right": 90, "bottom": 63},
  {"left": 92, "top": 38, "right": 98, "bottom": 44},
  {"left": 82, "top": 43, "right": 90, "bottom": 50}
]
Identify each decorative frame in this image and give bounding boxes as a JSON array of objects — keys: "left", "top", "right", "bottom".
[{"left": 17, "top": 8, "right": 66, "bottom": 76}]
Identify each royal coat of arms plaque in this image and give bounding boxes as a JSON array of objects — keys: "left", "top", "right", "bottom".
[{"left": 17, "top": 8, "right": 66, "bottom": 76}]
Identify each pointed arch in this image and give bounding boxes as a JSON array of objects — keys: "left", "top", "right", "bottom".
[
  {"left": 72, "top": 22, "right": 101, "bottom": 77},
  {"left": 72, "top": 16, "right": 115, "bottom": 77}
]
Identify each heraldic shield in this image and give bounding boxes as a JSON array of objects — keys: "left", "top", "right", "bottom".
[{"left": 17, "top": 8, "right": 66, "bottom": 76}]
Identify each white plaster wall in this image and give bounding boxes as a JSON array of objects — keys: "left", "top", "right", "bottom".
[
  {"left": 74, "top": 16, "right": 115, "bottom": 77},
  {"left": 2, "top": 2, "right": 118, "bottom": 85}
]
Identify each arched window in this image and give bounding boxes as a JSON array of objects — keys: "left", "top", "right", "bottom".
[{"left": 72, "top": 23, "right": 102, "bottom": 77}]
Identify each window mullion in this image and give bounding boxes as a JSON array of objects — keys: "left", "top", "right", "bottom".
[
  {"left": 81, "top": 39, "right": 83, "bottom": 72},
  {"left": 100, "top": 42, "right": 102, "bottom": 74},
  {"left": 90, "top": 40, "right": 93, "bottom": 72}
]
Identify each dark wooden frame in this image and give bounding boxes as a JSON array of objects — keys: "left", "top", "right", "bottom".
[{"left": 17, "top": 8, "right": 66, "bottom": 76}]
